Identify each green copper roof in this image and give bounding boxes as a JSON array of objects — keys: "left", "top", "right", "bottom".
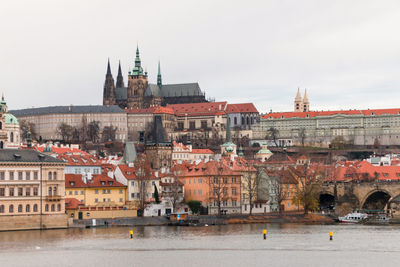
[
  {"left": 257, "top": 147, "right": 272, "bottom": 154},
  {"left": 5, "top": 113, "right": 18, "bottom": 124}
]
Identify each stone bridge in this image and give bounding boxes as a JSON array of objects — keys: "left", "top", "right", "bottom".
[{"left": 319, "top": 181, "right": 400, "bottom": 216}]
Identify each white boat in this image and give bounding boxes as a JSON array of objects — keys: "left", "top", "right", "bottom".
[{"left": 338, "top": 212, "right": 368, "bottom": 223}]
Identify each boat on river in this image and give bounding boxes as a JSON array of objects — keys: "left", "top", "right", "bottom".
[{"left": 338, "top": 212, "right": 368, "bottom": 223}]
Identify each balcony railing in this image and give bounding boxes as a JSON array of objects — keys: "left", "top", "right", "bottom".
[{"left": 46, "top": 195, "right": 62, "bottom": 201}]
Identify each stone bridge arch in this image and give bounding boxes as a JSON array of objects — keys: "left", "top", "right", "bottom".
[{"left": 359, "top": 189, "right": 392, "bottom": 210}]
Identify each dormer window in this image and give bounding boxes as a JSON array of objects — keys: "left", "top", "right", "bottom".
[
  {"left": 101, "top": 181, "right": 106, "bottom": 185},
  {"left": 281, "top": 115, "right": 284, "bottom": 119},
  {"left": 70, "top": 181, "right": 75, "bottom": 186},
  {"left": 127, "top": 171, "right": 131, "bottom": 175},
  {"left": 108, "top": 181, "right": 113, "bottom": 185},
  {"left": 371, "top": 112, "right": 375, "bottom": 115},
  {"left": 306, "top": 114, "right": 310, "bottom": 118}
]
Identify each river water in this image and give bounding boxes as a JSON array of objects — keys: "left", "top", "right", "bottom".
[{"left": 1, "top": 223, "right": 400, "bottom": 267}]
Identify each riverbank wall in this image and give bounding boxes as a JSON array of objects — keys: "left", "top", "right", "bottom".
[{"left": 71, "top": 212, "right": 334, "bottom": 228}]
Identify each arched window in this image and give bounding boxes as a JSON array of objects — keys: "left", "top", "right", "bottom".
[
  {"left": 45, "top": 204, "right": 49, "bottom": 212},
  {"left": 53, "top": 187, "right": 57, "bottom": 196},
  {"left": 53, "top": 172, "right": 57, "bottom": 180},
  {"left": 33, "top": 204, "right": 38, "bottom": 212},
  {"left": 48, "top": 187, "right": 52, "bottom": 196},
  {"left": 0, "top": 121, "right": 2, "bottom": 129},
  {"left": 57, "top": 204, "right": 61, "bottom": 212},
  {"left": 246, "top": 117, "right": 250, "bottom": 125},
  {"left": 0, "top": 141, "right": 3, "bottom": 149},
  {"left": 51, "top": 204, "right": 55, "bottom": 212},
  {"left": 10, "top": 132, "right": 14, "bottom": 143},
  {"left": 48, "top": 172, "right": 52, "bottom": 180},
  {"left": 0, "top": 205, "right": 4, "bottom": 213},
  {"left": 18, "top": 204, "right": 22, "bottom": 212},
  {"left": 9, "top": 204, "right": 13, "bottom": 213},
  {"left": 26, "top": 204, "right": 30, "bottom": 212},
  {"left": 234, "top": 117, "right": 237, "bottom": 125}
]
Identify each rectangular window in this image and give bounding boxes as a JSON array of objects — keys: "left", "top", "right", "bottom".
[
  {"left": 152, "top": 181, "right": 155, "bottom": 186},
  {"left": 232, "top": 188, "right": 237, "bottom": 196},
  {"left": 223, "top": 178, "right": 227, "bottom": 184},
  {"left": 33, "top": 188, "right": 38, "bottom": 196},
  {"left": 81, "top": 191, "right": 84, "bottom": 195},
  {"left": 131, "top": 193, "right": 135, "bottom": 198},
  {"left": 232, "top": 177, "right": 236, "bottom": 183},
  {"left": 131, "top": 181, "right": 135, "bottom": 186},
  {"left": 69, "top": 191, "right": 72, "bottom": 195},
  {"left": 26, "top": 172, "right": 30, "bottom": 180},
  {"left": 34, "top": 172, "right": 38, "bottom": 180},
  {"left": 18, "top": 187, "right": 23, "bottom": 196},
  {"left": 0, "top": 172, "right": 4, "bottom": 180},
  {"left": 232, "top": 200, "right": 237, "bottom": 207},
  {"left": 9, "top": 188, "right": 14, "bottom": 196},
  {"left": 119, "top": 198, "right": 123, "bottom": 202},
  {"left": 95, "top": 198, "right": 98, "bottom": 203},
  {"left": 119, "top": 189, "right": 123, "bottom": 194},
  {"left": 18, "top": 172, "right": 23, "bottom": 180},
  {"left": 198, "top": 189, "right": 202, "bottom": 195},
  {"left": 103, "top": 198, "right": 106, "bottom": 202},
  {"left": 107, "top": 189, "right": 111, "bottom": 194},
  {"left": 95, "top": 190, "right": 99, "bottom": 194},
  {"left": 9, "top": 172, "right": 14, "bottom": 180},
  {"left": 74, "top": 191, "right": 78, "bottom": 195},
  {"left": 189, "top": 121, "right": 196, "bottom": 130},
  {"left": 26, "top": 188, "right": 31, "bottom": 196},
  {"left": 198, "top": 178, "right": 202, "bottom": 184},
  {"left": 0, "top": 188, "right": 4, "bottom": 196},
  {"left": 103, "top": 189, "right": 106, "bottom": 194}
]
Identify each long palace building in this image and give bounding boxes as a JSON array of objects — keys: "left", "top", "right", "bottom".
[{"left": 253, "top": 89, "right": 400, "bottom": 147}]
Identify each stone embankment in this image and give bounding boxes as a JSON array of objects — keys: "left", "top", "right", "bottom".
[{"left": 71, "top": 212, "right": 334, "bottom": 228}]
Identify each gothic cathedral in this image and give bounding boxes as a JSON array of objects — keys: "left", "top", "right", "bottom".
[{"left": 103, "top": 46, "right": 207, "bottom": 109}]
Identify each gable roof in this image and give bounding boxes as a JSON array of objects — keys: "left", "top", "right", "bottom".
[
  {"left": 11, "top": 105, "right": 124, "bottom": 117},
  {"left": 226, "top": 103, "right": 258, "bottom": 114},
  {"left": 168, "top": 101, "right": 227, "bottom": 117},
  {"left": 0, "top": 149, "right": 64, "bottom": 163},
  {"left": 65, "top": 174, "right": 87, "bottom": 188}
]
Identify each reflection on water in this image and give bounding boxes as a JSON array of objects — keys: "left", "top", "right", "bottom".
[{"left": 2, "top": 223, "right": 400, "bottom": 267}]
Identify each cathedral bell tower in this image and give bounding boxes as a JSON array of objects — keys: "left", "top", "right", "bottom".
[
  {"left": 127, "top": 45, "right": 148, "bottom": 109},
  {"left": 103, "top": 59, "right": 116, "bottom": 105},
  {"left": 294, "top": 88, "right": 303, "bottom": 112}
]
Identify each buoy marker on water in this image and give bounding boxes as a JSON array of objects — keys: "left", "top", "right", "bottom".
[
  {"left": 329, "top": 231, "right": 333, "bottom": 241},
  {"left": 129, "top": 230, "right": 133, "bottom": 239},
  {"left": 263, "top": 229, "right": 267, "bottom": 240}
]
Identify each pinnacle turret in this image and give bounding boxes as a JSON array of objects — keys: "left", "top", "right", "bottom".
[
  {"left": 157, "top": 60, "right": 162, "bottom": 87},
  {"left": 116, "top": 60, "right": 124, "bottom": 88}
]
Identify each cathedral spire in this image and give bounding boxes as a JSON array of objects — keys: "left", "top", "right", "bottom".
[
  {"left": 135, "top": 45, "right": 141, "bottom": 67},
  {"left": 303, "top": 89, "right": 309, "bottom": 103},
  {"left": 295, "top": 87, "right": 302, "bottom": 101},
  {"left": 106, "top": 58, "right": 112, "bottom": 75},
  {"left": 116, "top": 60, "right": 125, "bottom": 88},
  {"left": 157, "top": 60, "right": 162, "bottom": 87}
]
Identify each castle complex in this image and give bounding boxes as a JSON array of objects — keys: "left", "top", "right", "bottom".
[
  {"left": 103, "top": 46, "right": 207, "bottom": 109},
  {"left": 253, "top": 89, "right": 400, "bottom": 147}
]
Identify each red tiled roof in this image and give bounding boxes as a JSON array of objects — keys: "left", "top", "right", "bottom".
[
  {"left": 191, "top": 149, "right": 214, "bottom": 154},
  {"left": 36, "top": 146, "right": 88, "bottom": 155},
  {"left": 117, "top": 164, "right": 158, "bottom": 180},
  {"left": 88, "top": 174, "right": 126, "bottom": 187},
  {"left": 57, "top": 154, "right": 102, "bottom": 166},
  {"left": 154, "top": 106, "right": 174, "bottom": 115},
  {"left": 179, "top": 161, "right": 241, "bottom": 177},
  {"left": 226, "top": 103, "right": 258, "bottom": 114},
  {"left": 167, "top": 102, "right": 227, "bottom": 117},
  {"left": 263, "top": 108, "right": 400, "bottom": 119},
  {"left": 65, "top": 198, "right": 84, "bottom": 210},
  {"left": 65, "top": 174, "right": 87, "bottom": 188}
]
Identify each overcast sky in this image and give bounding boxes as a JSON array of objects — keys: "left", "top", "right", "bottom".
[{"left": 1, "top": 0, "right": 400, "bottom": 113}]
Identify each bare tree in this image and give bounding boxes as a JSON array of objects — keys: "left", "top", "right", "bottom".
[
  {"left": 88, "top": 121, "right": 100, "bottom": 143},
  {"left": 299, "top": 128, "right": 306, "bottom": 147},
  {"left": 271, "top": 174, "right": 290, "bottom": 213},
  {"left": 57, "top": 123, "right": 73, "bottom": 143},
  {"left": 102, "top": 125, "right": 117, "bottom": 142},
  {"left": 291, "top": 162, "right": 324, "bottom": 214},
  {"left": 19, "top": 120, "right": 37, "bottom": 141},
  {"left": 208, "top": 164, "right": 232, "bottom": 216},
  {"left": 134, "top": 156, "right": 153, "bottom": 213},
  {"left": 79, "top": 115, "right": 89, "bottom": 142},
  {"left": 241, "top": 163, "right": 259, "bottom": 215},
  {"left": 267, "top": 127, "right": 279, "bottom": 147}
]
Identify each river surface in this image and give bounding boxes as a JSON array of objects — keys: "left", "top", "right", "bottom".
[{"left": 1, "top": 223, "right": 400, "bottom": 267}]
